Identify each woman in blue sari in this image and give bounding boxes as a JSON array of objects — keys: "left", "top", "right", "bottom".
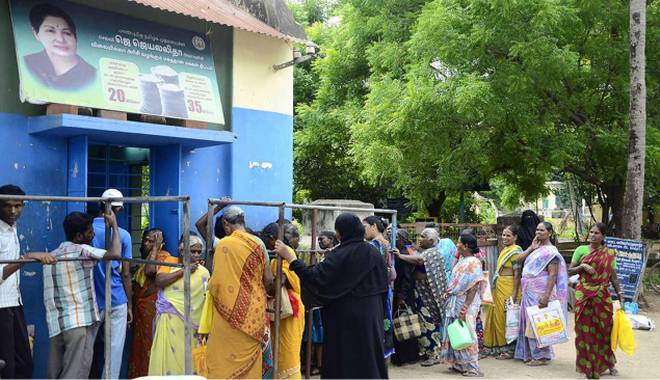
[{"left": 363, "top": 216, "right": 395, "bottom": 359}]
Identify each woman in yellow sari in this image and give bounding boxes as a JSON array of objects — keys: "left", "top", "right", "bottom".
[
  {"left": 148, "top": 235, "right": 210, "bottom": 376},
  {"left": 483, "top": 225, "right": 522, "bottom": 359},
  {"left": 262, "top": 223, "right": 305, "bottom": 379},
  {"left": 202, "top": 206, "right": 274, "bottom": 379}
]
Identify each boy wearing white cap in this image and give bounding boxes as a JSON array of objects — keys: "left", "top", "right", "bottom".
[{"left": 90, "top": 189, "right": 133, "bottom": 379}]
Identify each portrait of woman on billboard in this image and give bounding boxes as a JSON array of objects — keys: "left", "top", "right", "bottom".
[{"left": 23, "top": 3, "right": 95, "bottom": 90}]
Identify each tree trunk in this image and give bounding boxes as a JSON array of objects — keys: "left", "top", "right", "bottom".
[
  {"left": 426, "top": 191, "right": 447, "bottom": 219},
  {"left": 621, "top": 0, "right": 647, "bottom": 239}
]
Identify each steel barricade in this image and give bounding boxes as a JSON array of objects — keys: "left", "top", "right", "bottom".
[
  {"left": 0, "top": 194, "right": 194, "bottom": 378},
  {"left": 206, "top": 199, "right": 398, "bottom": 379}
]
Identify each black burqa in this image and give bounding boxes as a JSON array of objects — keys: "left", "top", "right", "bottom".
[
  {"left": 516, "top": 209, "right": 541, "bottom": 250},
  {"left": 290, "top": 213, "right": 389, "bottom": 379}
]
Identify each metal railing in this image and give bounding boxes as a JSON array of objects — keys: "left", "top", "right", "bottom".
[
  {"left": 206, "top": 199, "right": 398, "bottom": 378},
  {"left": 0, "top": 194, "right": 194, "bottom": 378}
]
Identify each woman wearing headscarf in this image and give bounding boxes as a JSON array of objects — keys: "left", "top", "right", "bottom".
[
  {"left": 517, "top": 210, "right": 541, "bottom": 250},
  {"left": 439, "top": 233, "right": 488, "bottom": 377},
  {"left": 275, "top": 213, "right": 389, "bottom": 379},
  {"left": 568, "top": 223, "right": 623, "bottom": 379},
  {"left": 394, "top": 228, "right": 448, "bottom": 366},
  {"left": 363, "top": 216, "right": 396, "bottom": 359},
  {"left": 514, "top": 222, "right": 568, "bottom": 366},
  {"left": 148, "top": 235, "right": 209, "bottom": 376},
  {"left": 390, "top": 230, "right": 419, "bottom": 366},
  {"left": 483, "top": 225, "right": 522, "bottom": 359}
]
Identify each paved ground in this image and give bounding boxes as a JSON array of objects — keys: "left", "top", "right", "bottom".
[{"left": 388, "top": 295, "right": 660, "bottom": 379}]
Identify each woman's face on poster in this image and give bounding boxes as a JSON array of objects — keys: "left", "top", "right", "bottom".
[{"left": 33, "top": 15, "right": 77, "bottom": 58}]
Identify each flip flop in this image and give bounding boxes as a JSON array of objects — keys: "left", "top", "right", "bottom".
[
  {"left": 462, "top": 370, "right": 485, "bottom": 377},
  {"left": 495, "top": 352, "right": 513, "bottom": 360},
  {"left": 526, "top": 359, "right": 549, "bottom": 367}
]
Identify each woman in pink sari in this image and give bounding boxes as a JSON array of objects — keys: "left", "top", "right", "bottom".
[{"left": 514, "top": 222, "right": 568, "bottom": 366}]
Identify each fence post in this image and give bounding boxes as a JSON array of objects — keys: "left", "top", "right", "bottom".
[
  {"left": 103, "top": 201, "right": 112, "bottom": 379},
  {"left": 183, "top": 200, "right": 193, "bottom": 375},
  {"left": 273, "top": 205, "right": 285, "bottom": 378},
  {"left": 304, "top": 209, "right": 318, "bottom": 378},
  {"left": 206, "top": 201, "right": 215, "bottom": 273}
]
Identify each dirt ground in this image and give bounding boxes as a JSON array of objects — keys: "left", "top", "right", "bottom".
[{"left": 388, "top": 295, "right": 660, "bottom": 379}]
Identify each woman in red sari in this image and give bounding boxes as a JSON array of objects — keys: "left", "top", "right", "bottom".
[
  {"left": 568, "top": 223, "right": 623, "bottom": 379},
  {"left": 128, "top": 228, "right": 171, "bottom": 378}
]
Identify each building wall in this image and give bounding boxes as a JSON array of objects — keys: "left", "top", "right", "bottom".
[
  {"left": 231, "top": 30, "right": 294, "bottom": 231},
  {"left": 0, "top": 2, "right": 294, "bottom": 377}
]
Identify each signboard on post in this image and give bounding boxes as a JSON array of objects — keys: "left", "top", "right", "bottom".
[
  {"left": 606, "top": 237, "right": 647, "bottom": 302},
  {"left": 9, "top": 0, "right": 225, "bottom": 124}
]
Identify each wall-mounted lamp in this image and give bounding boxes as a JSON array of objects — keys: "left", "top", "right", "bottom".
[{"left": 273, "top": 45, "right": 322, "bottom": 71}]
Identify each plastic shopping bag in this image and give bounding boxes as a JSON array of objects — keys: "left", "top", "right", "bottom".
[
  {"left": 611, "top": 310, "right": 636, "bottom": 356},
  {"left": 448, "top": 319, "right": 475, "bottom": 350},
  {"left": 505, "top": 299, "right": 521, "bottom": 344},
  {"left": 525, "top": 300, "right": 569, "bottom": 348}
]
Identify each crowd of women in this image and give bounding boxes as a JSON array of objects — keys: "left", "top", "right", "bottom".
[
  {"left": 125, "top": 204, "right": 625, "bottom": 380},
  {"left": 378, "top": 211, "right": 625, "bottom": 379}
]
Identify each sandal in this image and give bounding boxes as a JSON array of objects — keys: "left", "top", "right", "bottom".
[
  {"left": 526, "top": 359, "right": 549, "bottom": 367},
  {"left": 310, "top": 368, "right": 321, "bottom": 376},
  {"left": 462, "top": 370, "right": 484, "bottom": 377},
  {"left": 421, "top": 358, "right": 441, "bottom": 367},
  {"left": 495, "top": 352, "right": 513, "bottom": 360},
  {"left": 609, "top": 367, "right": 619, "bottom": 376}
]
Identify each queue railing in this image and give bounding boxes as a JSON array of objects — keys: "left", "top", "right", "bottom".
[
  {"left": 0, "top": 194, "right": 194, "bottom": 378},
  {"left": 206, "top": 199, "right": 398, "bottom": 379}
]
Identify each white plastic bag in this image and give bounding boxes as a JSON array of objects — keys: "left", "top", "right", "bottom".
[
  {"left": 627, "top": 314, "right": 656, "bottom": 331},
  {"left": 505, "top": 298, "right": 520, "bottom": 344},
  {"left": 526, "top": 300, "right": 569, "bottom": 348}
]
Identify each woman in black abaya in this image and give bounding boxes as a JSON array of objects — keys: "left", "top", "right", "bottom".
[
  {"left": 275, "top": 213, "right": 389, "bottom": 379},
  {"left": 516, "top": 210, "right": 541, "bottom": 250}
]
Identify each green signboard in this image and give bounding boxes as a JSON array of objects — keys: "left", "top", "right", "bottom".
[{"left": 10, "top": 0, "right": 225, "bottom": 124}]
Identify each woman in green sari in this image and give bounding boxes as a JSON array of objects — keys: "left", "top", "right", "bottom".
[
  {"left": 483, "top": 225, "right": 522, "bottom": 359},
  {"left": 148, "top": 235, "right": 210, "bottom": 376}
]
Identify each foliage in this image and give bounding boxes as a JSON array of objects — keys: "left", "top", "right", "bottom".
[
  {"left": 350, "top": 0, "right": 659, "bottom": 230},
  {"left": 290, "top": 0, "right": 659, "bottom": 230}
]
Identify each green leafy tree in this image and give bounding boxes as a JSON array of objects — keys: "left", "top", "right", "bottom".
[{"left": 351, "top": 0, "right": 659, "bottom": 232}]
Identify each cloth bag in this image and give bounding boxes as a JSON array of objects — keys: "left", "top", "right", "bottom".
[
  {"left": 268, "top": 286, "right": 294, "bottom": 321},
  {"left": 393, "top": 305, "right": 424, "bottom": 341},
  {"left": 525, "top": 300, "right": 569, "bottom": 348},
  {"left": 505, "top": 298, "right": 520, "bottom": 344},
  {"left": 447, "top": 319, "right": 475, "bottom": 350},
  {"left": 192, "top": 338, "right": 208, "bottom": 377},
  {"left": 611, "top": 310, "right": 636, "bottom": 356}
]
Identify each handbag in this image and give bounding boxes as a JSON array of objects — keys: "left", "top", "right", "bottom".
[
  {"left": 447, "top": 319, "right": 475, "bottom": 350},
  {"left": 267, "top": 286, "right": 294, "bottom": 321},
  {"left": 392, "top": 305, "right": 424, "bottom": 341}
]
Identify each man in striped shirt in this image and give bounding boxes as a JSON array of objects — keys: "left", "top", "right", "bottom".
[{"left": 43, "top": 211, "right": 121, "bottom": 379}]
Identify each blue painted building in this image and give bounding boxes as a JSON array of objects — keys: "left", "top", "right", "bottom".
[{"left": 0, "top": 0, "right": 306, "bottom": 376}]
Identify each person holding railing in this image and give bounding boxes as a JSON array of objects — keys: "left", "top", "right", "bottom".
[
  {"left": 394, "top": 228, "right": 449, "bottom": 367},
  {"left": 0, "top": 184, "right": 56, "bottom": 379},
  {"left": 148, "top": 235, "right": 209, "bottom": 376},
  {"left": 89, "top": 189, "right": 133, "bottom": 379},
  {"left": 43, "top": 211, "right": 122, "bottom": 379},
  {"left": 128, "top": 228, "right": 170, "bottom": 378},
  {"left": 202, "top": 206, "right": 275, "bottom": 379},
  {"left": 262, "top": 223, "right": 305, "bottom": 379},
  {"left": 275, "top": 213, "right": 389, "bottom": 379}
]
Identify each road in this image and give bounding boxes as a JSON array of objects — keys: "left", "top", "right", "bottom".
[{"left": 389, "top": 295, "right": 660, "bottom": 379}]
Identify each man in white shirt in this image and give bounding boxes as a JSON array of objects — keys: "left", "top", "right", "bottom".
[{"left": 0, "top": 184, "right": 55, "bottom": 378}]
